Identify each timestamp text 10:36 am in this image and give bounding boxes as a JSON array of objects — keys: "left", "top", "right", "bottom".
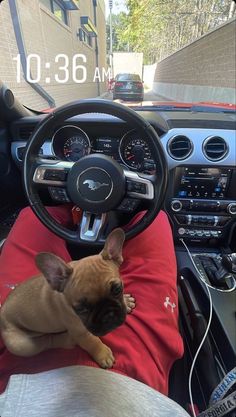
[{"left": 13, "top": 54, "right": 111, "bottom": 84}]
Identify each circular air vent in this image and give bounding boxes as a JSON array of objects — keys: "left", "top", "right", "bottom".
[
  {"left": 167, "top": 135, "right": 193, "bottom": 160},
  {"left": 203, "top": 136, "right": 228, "bottom": 161}
]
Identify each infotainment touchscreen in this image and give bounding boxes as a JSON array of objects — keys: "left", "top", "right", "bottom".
[{"left": 175, "top": 167, "right": 232, "bottom": 199}]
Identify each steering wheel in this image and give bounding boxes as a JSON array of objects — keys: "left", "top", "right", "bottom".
[{"left": 23, "top": 99, "right": 168, "bottom": 246}]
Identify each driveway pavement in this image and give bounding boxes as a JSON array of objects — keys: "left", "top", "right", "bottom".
[{"left": 99, "top": 89, "right": 171, "bottom": 102}]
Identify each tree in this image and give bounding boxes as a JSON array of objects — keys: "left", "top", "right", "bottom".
[
  {"left": 106, "top": 12, "right": 130, "bottom": 54},
  {"left": 113, "top": 0, "right": 234, "bottom": 64}
]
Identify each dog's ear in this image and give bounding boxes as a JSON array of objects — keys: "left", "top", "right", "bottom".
[
  {"left": 35, "top": 253, "right": 73, "bottom": 292},
  {"left": 101, "top": 228, "right": 125, "bottom": 265}
]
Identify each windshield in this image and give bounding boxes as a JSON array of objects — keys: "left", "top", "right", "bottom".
[
  {"left": 116, "top": 74, "right": 141, "bottom": 81},
  {"left": 0, "top": 0, "right": 235, "bottom": 111}
]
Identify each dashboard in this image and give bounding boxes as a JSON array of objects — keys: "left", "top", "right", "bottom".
[
  {"left": 10, "top": 111, "right": 236, "bottom": 170},
  {"left": 10, "top": 109, "right": 236, "bottom": 245},
  {"left": 50, "top": 125, "right": 155, "bottom": 172}
]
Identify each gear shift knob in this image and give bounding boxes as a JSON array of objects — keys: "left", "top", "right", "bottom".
[{"left": 222, "top": 253, "right": 236, "bottom": 273}]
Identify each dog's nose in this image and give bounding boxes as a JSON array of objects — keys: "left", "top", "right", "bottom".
[
  {"left": 90, "top": 306, "right": 126, "bottom": 336},
  {"left": 102, "top": 310, "right": 115, "bottom": 324}
]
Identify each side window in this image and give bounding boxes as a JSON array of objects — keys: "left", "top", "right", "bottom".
[
  {"left": 52, "top": 1, "right": 67, "bottom": 25},
  {"left": 79, "top": 29, "right": 92, "bottom": 47},
  {"left": 40, "top": 0, "right": 68, "bottom": 26}
]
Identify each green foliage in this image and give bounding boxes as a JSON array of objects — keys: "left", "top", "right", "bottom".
[
  {"left": 106, "top": 12, "right": 129, "bottom": 53},
  {"left": 107, "top": 0, "right": 233, "bottom": 64}
]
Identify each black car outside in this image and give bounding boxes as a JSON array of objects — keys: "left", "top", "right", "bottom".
[{"left": 113, "top": 73, "right": 144, "bottom": 101}]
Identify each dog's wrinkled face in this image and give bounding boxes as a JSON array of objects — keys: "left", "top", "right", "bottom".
[
  {"left": 36, "top": 228, "right": 127, "bottom": 336},
  {"left": 65, "top": 246, "right": 127, "bottom": 336}
]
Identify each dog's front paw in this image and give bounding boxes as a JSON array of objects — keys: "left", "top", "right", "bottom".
[
  {"left": 95, "top": 344, "right": 115, "bottom": 369},
  {"left": 124, "top": 294, "right": 136, "bottom": 313}
]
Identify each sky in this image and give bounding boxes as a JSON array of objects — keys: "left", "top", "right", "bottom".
[{"left": 105, "top": 0, "right": 127, "bottom": 18}]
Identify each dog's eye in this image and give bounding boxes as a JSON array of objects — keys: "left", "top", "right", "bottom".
[
  {"left": 110, "top": 282, "right": 123, "bottom": 297},
  {"left": 73, "top": 305, "right": 89, "bottom": 315}
]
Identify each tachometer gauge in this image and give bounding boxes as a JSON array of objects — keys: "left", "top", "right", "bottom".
[
  {"left": 119, "top": 130, "right": 153, "bottom": 171},
  {"left": 52, "top": 125, "right": 91, "bottom": 162},
  {"left": 63, "top": 135, "right": 90, "bottom": 161}
]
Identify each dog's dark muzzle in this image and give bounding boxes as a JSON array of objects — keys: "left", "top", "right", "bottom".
[{"left": 86, "top": 300, "right": 126, "bottom": 336}]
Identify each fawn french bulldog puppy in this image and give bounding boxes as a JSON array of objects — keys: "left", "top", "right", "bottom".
[{"left": 0, "top": 228, "right": 135, "bottom": 368}]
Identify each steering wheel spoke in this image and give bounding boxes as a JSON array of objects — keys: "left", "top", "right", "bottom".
[
  {"left": 79, "top": 211, "right": 107, "bottom": 242},
  {"left": 33, "top": 158, "right": 74, "bottom": 187},
  {"left": 124, "top": 170, "right": 155, "bottom": 201}
]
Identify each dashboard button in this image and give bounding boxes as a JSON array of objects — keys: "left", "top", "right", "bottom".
[
  {"left": 171, "top": 200, "right": 182, "bottom": 212},
  {"left": 218, "top": 216, "right": 230, "bottom": 226},
  {"left": 176, "top": 215, "right": 187, "bottom": 224},
  {"left": 178, "top": 191, "right": 187, "bottom": 198},
  {"left": 196, "top": 231, "right": 203, "bottom": 237},
  {"left": 227, "top": 203, "right": 236, "bottom": 215}
]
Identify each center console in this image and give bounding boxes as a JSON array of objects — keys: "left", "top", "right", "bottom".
[
  {"left": 167, "top": 166, "right": 236, "bottom": 243},
  {"left": 168, "top": 165, "right": 236, "bottom": 406}
]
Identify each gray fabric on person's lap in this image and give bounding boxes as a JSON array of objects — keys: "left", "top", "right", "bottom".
[{"left": 0, "top": 366, "right": 190, "bottom": 417}]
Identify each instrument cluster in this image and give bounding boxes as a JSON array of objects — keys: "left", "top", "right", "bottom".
[{"left": 52, "top": 125, "right": 156, "bottom": 173}]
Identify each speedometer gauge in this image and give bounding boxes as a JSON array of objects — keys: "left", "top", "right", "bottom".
[
  {"left": 52, "top": 125, "right": 91, "bottom": 162},
  {"left": 119, "top": 130, "right": 153, "bottom": 171}
]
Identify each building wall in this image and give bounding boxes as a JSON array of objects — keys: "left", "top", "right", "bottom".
[
  {"left": 153, "top": 18, "right": 236, "bottom": 104},
  {"left": 0, "top": 0, "right": 106, "bottom": 110}
]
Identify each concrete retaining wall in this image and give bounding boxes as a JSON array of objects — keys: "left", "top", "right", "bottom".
[
  {"left": 143, "top": 63, "right": 157, "bottom": 89},
  {"left": 152, "top": 18, "right": 236, "bottom": 104}
]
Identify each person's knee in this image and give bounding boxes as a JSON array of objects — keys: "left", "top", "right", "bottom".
[
  {"left": 157, "top": 209, "right": 167, "bottom": 220},
  {"left": 18, "top": 205, "right": 71, "bottom": 225},
  {"left": 18, "top": 207, "right": 35, "bottom": 222},
  {"left": 16, "top": 207, "right": 45, "bottom": 232}
]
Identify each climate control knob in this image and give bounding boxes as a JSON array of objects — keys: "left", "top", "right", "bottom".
[
  {"left": 171, "top": 200, "right": 183, "bottom": 212},
  {"left": 227, "top": 203, "right": 236, "bottom": 215}
]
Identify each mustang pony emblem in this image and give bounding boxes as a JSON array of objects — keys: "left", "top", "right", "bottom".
[{"left": 83, "top": 180, "right": 109, "bottom": 191}]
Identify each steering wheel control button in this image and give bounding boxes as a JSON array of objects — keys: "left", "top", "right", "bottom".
[
  {"left": 49, "top": 187, "right": 70, "bottom": 202},
  {"left": 117, "top": 198, "right": 139, "bottom": 212},
  {"left": 67, "top": 154, "right": 126, "bottom": 213},
  {"left": 125, "top": 171, "right": 154, "bottom": 200},
  {"left": 44, "top": 169, "right": 68, "bottom": 182},
  {"left": 33, "top": 165, "right": 70, "bottom": 186},
  {"left": 79, "top": 168, "right": 113, "bottom": 202},
  {"left": 127, "top": 180, "right": 147, "bottom": 194}
]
